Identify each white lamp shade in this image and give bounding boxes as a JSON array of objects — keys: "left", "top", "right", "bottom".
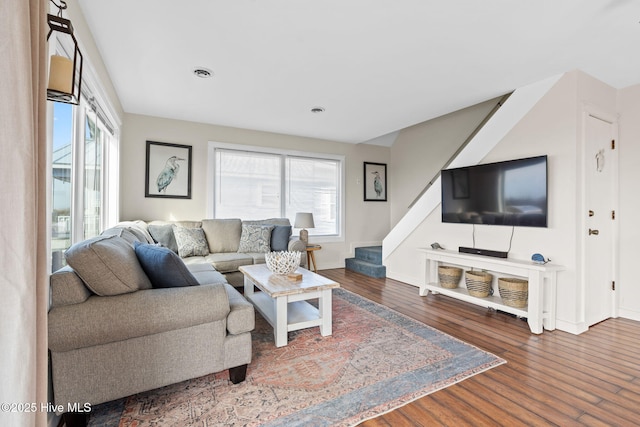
[{"left": 294, "top": 212, "right": 315, "bottom": 229}]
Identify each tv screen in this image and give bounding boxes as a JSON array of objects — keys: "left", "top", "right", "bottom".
[{"left": 441, "top": 155, "right": 548, "bottom": 227}]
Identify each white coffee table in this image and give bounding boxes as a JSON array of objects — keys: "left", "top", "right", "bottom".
[{"left": 239, "top": 264, "right": 340, "bottom": 347}]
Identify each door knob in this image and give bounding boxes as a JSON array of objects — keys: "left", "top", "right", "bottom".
[{"left": 589, "top": 229, "right": 599, "bottom": 236}]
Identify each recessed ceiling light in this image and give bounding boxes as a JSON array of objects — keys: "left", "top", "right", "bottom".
[
  {"left": 311, "top": 107, "right": 325, "bottom": 113},
  {"left": 193, "top": 67, "right": 213, "bottom": 78}
]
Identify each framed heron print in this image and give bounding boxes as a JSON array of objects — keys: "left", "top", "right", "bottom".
[
  {"left": 145, "top": 141, "right": 192, "bottom": 199},
  {"left": 364, "top": 162, "right": 387, "bottom": 201}
]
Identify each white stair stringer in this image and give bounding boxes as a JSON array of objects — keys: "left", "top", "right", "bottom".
[{"left": 382, "top": 73, "right": 563, "bottom": 262}]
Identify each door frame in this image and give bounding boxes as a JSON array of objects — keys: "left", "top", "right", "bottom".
[{"left": 578, "top": 103, "right": 619, "bottom": 330}]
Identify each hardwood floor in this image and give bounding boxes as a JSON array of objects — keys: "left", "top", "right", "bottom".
[{"left": 320, "top": 268, "right": 640, "bottom": 427}]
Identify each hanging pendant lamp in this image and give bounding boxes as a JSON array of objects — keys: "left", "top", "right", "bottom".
[{"left": 46, "top": 0, "right": 83, "bottom": 105}]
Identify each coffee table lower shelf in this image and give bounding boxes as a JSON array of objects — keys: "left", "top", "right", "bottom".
[{"left": 247, "top": 291, "right": 327, "bottom": 336}]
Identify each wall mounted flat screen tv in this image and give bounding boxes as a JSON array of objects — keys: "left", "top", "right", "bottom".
[{"left": 441, "top": 155, "right": 548, "bottom": 227}]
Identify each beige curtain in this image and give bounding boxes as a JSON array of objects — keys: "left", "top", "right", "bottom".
[{"left": 0, "top": 0, "right": 49, "bottom": 426}]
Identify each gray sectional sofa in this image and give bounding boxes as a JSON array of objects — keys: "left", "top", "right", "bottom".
[
  {"left": 48, "top": 217, "right": 302, "bottom": 426},
  {"left": 143, "top": 217, "right": 307, "bottom": 287}
]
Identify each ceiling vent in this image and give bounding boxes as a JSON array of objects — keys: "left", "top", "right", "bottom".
[{"left": 193, "top": 68, "right": 213, "bottom": 78}]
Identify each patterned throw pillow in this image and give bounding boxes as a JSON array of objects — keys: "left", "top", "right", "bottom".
[
  {"left": 238, "top": 224, "right": 274, "bottom": 253},
  {"left": 172, "top": 225, "right": 210, "bottom": 258}
]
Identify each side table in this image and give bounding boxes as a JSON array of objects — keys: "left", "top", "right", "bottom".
[{"left": 306, "top": 245, "right": 321, "bottom": 272}]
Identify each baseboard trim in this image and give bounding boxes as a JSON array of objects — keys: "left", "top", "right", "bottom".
[
  {"left": 318, "top": 261, "right": 345, "bottom": 270},
  {"left": 618, "top": 308, "right": 640, "bottom": 322},
  {"left": 554, "top": 319, "right": 588, "bottom": 335},
  {"left": 386, "top": 270, "right": 421, "bottom": 288}
]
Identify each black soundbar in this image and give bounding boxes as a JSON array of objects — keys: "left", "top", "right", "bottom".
[{"left": 459, "top": 246, "right": 508, "bottom": 258}]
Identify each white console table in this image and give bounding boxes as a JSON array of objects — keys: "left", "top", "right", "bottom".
[{"left": 419, "top": 249, "right": 563, "bottom": 334}]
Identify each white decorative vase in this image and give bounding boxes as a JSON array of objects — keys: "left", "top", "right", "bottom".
[{"left": 265, "top": 251, "right": 302, "bottom": 275}]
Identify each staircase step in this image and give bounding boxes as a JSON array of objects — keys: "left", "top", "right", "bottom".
[
  {"left": 345, "top": 258, "right": 386, "bottom": 279},
  {"left": 354, "top": 246, "right": 383, "bottom": 264}
]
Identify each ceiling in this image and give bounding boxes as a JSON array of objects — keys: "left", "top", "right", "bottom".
[{"left": 78, "top": 0, "right": 640, "bottom": 145}]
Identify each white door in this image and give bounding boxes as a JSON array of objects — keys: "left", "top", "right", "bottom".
[{"left": 584, "top": 113, "right": 617, "bottom": 327}]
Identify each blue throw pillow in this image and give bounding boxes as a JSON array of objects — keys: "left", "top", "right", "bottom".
[
  {"left": 270, "top": 225, "right": 292, "bottom": 251},
  {"left": 133, "top": 241, "right": 199, "bottom": 288}
]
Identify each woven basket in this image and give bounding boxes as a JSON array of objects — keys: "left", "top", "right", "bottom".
[
  {"left": 465, "top": 271, "right": 493, "bottom": 297},
  {"left": 438, "top": 266, "right": 462, "bottom": 289},
  {"left": 498, "top": 278, "right": 528, "bottom": 308}
]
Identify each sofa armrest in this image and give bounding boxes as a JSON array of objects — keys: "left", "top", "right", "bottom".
[
  {"left": 49, "top": 284, "right": 230, "bottom": 352},
  {"left": 225, "top": 284, "right": 255, "bottom": 335},
  {"left": 50, "top": 266, "right": 92, "bottom": 308},
  {"left": 288, "top": 237, "right": 307, "bottom": 268},
  {"left": 287, "top": 236, "right": 305, "bottom": 252}
]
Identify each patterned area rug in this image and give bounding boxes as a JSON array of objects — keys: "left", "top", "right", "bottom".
[{"left": 88, "top": 288, "right": 505, "bottom": 426}]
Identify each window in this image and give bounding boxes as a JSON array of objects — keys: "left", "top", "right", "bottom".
[
  {"left": 83, "top": 108, "right": 104, "bottom": 239},
  {"left": 285, "top": 156, "right": 339, "bottom": 235},
  {"left": 51, "top": 102, "right": 73, "bottom": 272},
  {"left": 210, "top": 143, "right": 344, "bottom": 239},
  {"left": 50, "top": 98, "right": 117, "bottom": 272},
  {"left": 48, "top": 6, "right": 120, "bottom": 273},
  {"left": 215, "top": 150, "right": 282, "bottom": 219}
]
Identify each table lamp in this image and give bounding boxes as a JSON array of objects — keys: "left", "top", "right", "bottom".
[{"left": 294, "top": 212, "right": 315, "bottom": 244}]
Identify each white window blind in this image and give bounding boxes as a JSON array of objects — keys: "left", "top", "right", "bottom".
[
  {"left": 215, "top": 150, "right": 282, "bottom": 219},
  {"left": 214, "top": 147, "right": 342, "bottom": 237},
  {"left": 285, "top": 156, "right": 339, "bottom": 235}
]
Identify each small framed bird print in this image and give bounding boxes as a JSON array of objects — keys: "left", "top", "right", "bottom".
[
  {"left": 364, "top": 162, "right": 387, "bottom": 202},
  {"left": 145, "top": 141, "right": 192, "bottom": 199}
]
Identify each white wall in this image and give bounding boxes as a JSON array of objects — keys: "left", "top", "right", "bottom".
[
  {"left": 119, "top": 113, "right": 390, "bottom": 269},
  {"left": 618, "top": 83, "right": 640, "bottom": 321},
  {"left": 385, "top": 71, "right": 628, "bottom": 333}
]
